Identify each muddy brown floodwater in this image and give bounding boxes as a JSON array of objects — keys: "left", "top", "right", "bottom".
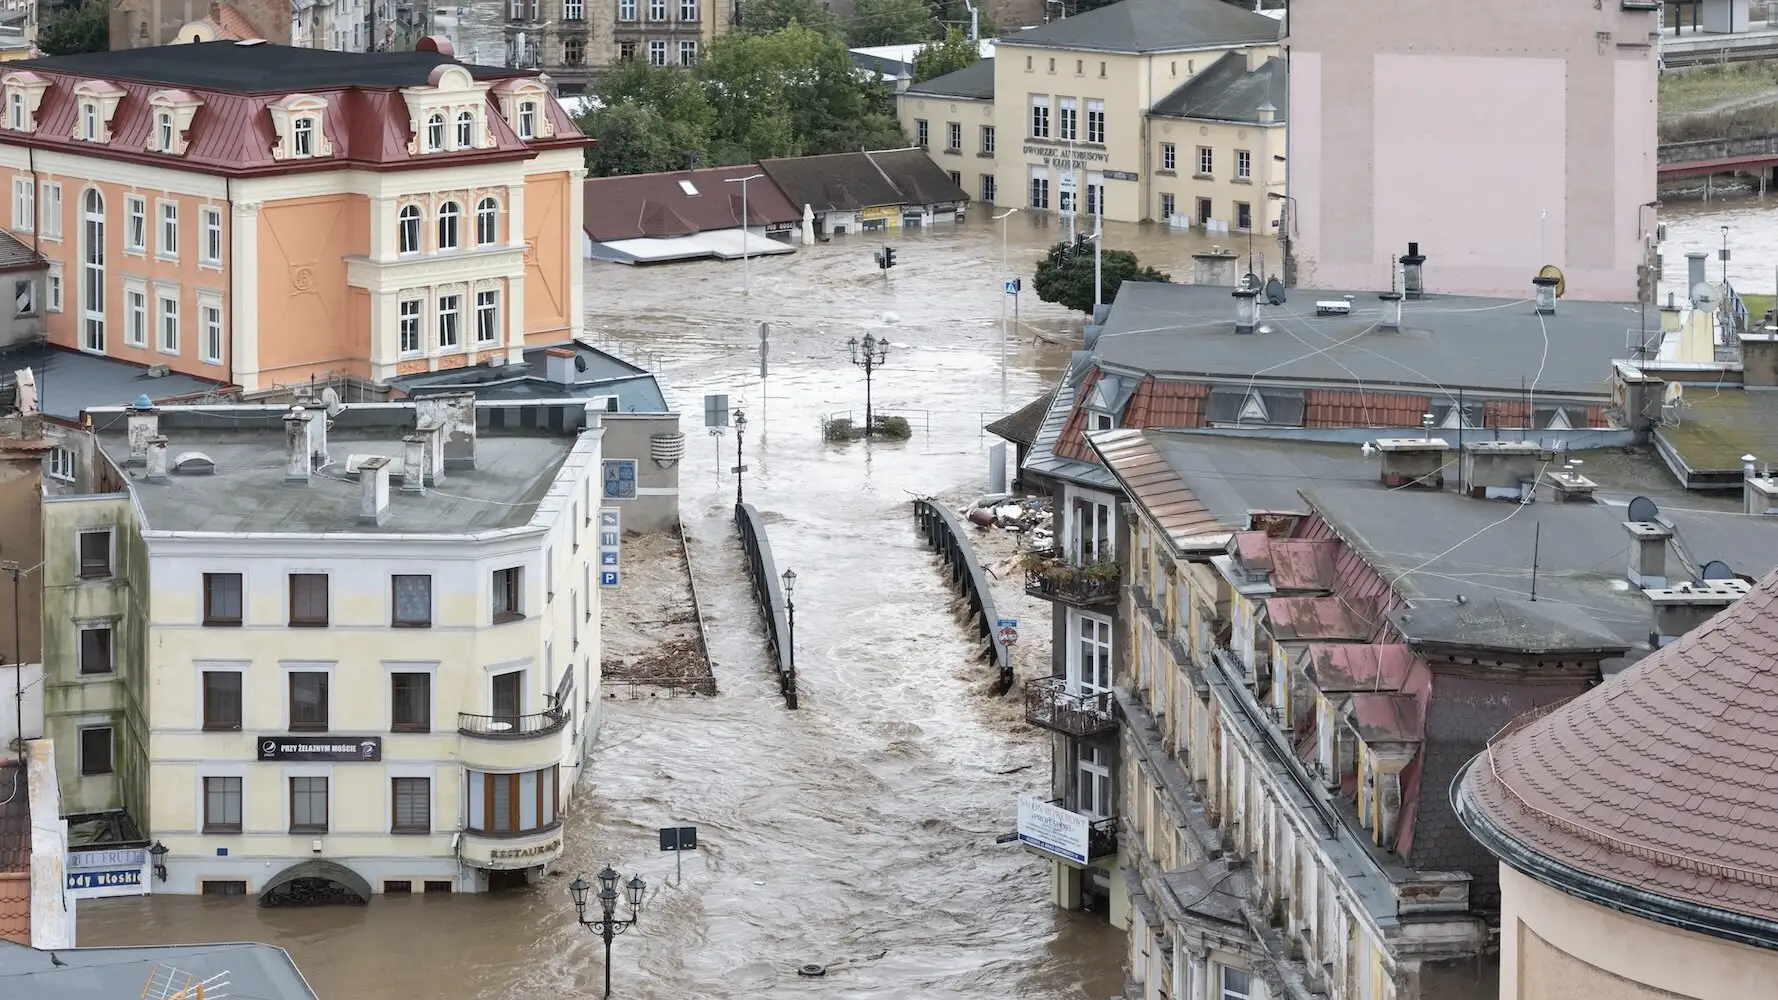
[{"left": 78, "top": 217, "right": 1274, "bottom": 998}]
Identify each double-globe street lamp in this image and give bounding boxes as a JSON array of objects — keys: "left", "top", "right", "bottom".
[
  {"left": 781, "top": 568, "right": 797, "bottom": 697},
  {"left": 569, "top": 866, "right": 648, "bottom": 998},
  {"left": 846, "top": 333, "right": 890, "bottom": 437}
]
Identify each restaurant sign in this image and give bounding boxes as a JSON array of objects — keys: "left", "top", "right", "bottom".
[
  {"left": 67, "top": 847, "right": 150, "bottom": 899},
  {"left": 257, "top": 736, "right": 383, "bottom": 762},
  {"left": 489, "top": 839, "right": 562, "bottom": 861}
]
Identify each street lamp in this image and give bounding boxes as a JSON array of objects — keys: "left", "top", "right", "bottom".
[
  {"left": 780, "top": 568, "right": 797, "bottom": 700},
  {"left": 846, "top": 333, "right": 890, "bottom": 437},
  {"left": 725, "top": 172, "right": 767, "bottom": 296},
  {"left": 993, "top": 207, "right": 1019, "bottom": 401},
  {"left": 733, "top": 408, "right": 748, "bottom": 507},
  {"left": 569, "top": 866, "right": 648, "bottom": 999},
  {"left": 148, "top": 840, "right": 169, "bottom": 883}
]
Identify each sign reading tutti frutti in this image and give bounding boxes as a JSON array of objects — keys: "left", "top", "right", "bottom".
[
  {"left": 1017, "top": 795, "right": 1090, "bottom": 865},
  {"left": 257, "top": 736, "right": 383, "bottom": 762}
]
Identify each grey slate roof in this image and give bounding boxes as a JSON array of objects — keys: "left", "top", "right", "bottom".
[
  {"left": 392, "top": 342, "right": 671, "bottom": 413},
  {"left": 0, "top": 940, "right": 318, "bottom": 999},
  {"left": 1023, "top": 373, "right": 1117, "bottom": 490},
  {"left": 759, "top": 148, "right": 966, "bottom": 213},
  {"left": 996, "top": 0, "right": 1281, "bottom": 54},
  {"left": 905, "top": 58, "right": 995, "bottom": 101},
  {"left": 1095, "top": 281, "right": 1642, "bottom": 397},
  {"left": 1150, "top": 51, "right": 1286, "bottom": 123},
  {"left": 0, "top": 343, "right": 227, "bottom": 422},
  {"left": 0, "top": 230, "right": 43, "bottom": 275},
  {"left": 985, "top": 388, "right": 1056, "bottom": 447}
]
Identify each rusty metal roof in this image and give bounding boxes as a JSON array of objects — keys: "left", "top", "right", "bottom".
[
  {"left": 1268, "top": 538, "right": 1338, "bottom": 591},
  {"left": 1301, "top": 643, "right": 1418, "bottom": 693},
  {"left": 582, "top": 165, "right": 802, "bottom": 241},
  {"left": 1264, "top": 595, "right": 1382, "bottom": 642},
  {"left": 1091, "top": 428, "right": 1232, "bottom": 548},
  {"left": 1462, "top": 569, "right": 1778, "bottom": 925},
  {"left": 1348, "top": 693, "right": 1424, "bottom": 743}
]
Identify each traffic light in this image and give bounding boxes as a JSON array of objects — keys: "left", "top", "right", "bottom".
[
  {"left": 873, "top": 249, "right": 885, "bottom": 269},
  {"left": 884, "top": 246, "right": 897, "bottom": 269}
]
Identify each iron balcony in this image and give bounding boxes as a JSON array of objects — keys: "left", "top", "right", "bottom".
[
  {"left": 1087, "top": 816, "right": 1118, "bottom": 861},
  {"left": 1024, "top": 677, "right": 1118, "bottom": 738},
  {"left": 458, "top": 709, "right": 568, "bottom": 740},
  {"left": 1023, "top": 547, "right": 1120, "bottom": 607}
]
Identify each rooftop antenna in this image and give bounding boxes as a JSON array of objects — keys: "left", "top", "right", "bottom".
[
  {"left": 959, "top": 0, "right": 979, "bottom": 39},
  {"left": 1529, "top": 521, "right": 1541, "bottom": 602},
  {"left": 142, "top": 964, "right": 233, "bottom": 1000}
]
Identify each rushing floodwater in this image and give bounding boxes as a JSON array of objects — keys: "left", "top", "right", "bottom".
[{"left": 77, "top": 216, "right": 1250, "bottom": 999}]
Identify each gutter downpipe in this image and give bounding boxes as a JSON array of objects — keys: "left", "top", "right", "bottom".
[
  {"left": 225, "top": 176, "right": 234, "bottom": 385},
  {"left": 1281, "top": 0, "right": 1293, "bottom": 284}
]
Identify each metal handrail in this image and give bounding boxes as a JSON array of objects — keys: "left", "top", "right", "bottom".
[
  {"left": 735, "top": 502, "right": 797, "bottom": 708},
  {"left": 913, "top": 497, "right": 1012, "bottom": 694},
  {"left": 1024, "top": 676, "right": 1116, "bottom": 735},
  {"left": 457, "top": 709, "right": 567, "bottom": 739}
]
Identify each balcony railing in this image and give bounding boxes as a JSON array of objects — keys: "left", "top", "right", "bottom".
[
  {"left": 1024, "top": 676, "right": 1117, "bottom": 737},
  {"left": 458, "top": 709, "right": 568, "bottom": 739},
  {"left": 1022, "top": 547, "right": 1120, "bottom": 607},
  {"left": 1088, "top": 816, "right": 1118, "bottom": 861}
]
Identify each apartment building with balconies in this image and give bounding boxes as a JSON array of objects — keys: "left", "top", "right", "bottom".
[
  {"left": 81, "top": 393, "right": 606, "bottom": 897},
  {"left": 0, "top": 38, "right": 588, "bottom": 396}
]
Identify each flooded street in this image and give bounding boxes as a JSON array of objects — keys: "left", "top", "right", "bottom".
[
  {"left": 1659, "top": 195, "right": 1778, "bottom": 302},
  {"left": 78, "top": 217, "right": 1246, "bottom": 998}
]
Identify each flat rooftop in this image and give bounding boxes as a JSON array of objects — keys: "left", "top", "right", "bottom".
[
  {"left": 92, "top": 401, "right": 588, "bottom": 536},
  {"left": 17, "top": 40, "right": 527, "bottom": 94},
  {"left": 1096, "top": 282, "right": 1646, "bottom": 396},
  {"left": 392, "top": 342, "right": 672, "bottom": 413},
  {"left": 1653, "top": 388, "right": 1778, "bottom": 487},
  {"left": 0, "top": 940, "right": 319, "bottom": 1000}
]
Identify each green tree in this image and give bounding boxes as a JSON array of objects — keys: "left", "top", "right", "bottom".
[
  {"left": 1033, "top": 240, "right": 1170, "bottom": 315},
  {"left": 912, "top": 27, "right": 980, "bottom": 83},
  {"left": 580, "top": 59, "right": 718, "bottom": 174},
  {"left": 845, "top": 0, "right": 938, "bottom": 47},
  {"left": 701, "top": 25, "right": 905, "bottom": 157},
  {"left": 38, "top": 0, "right": 109, "bottom": 56},
  {"left": 735, "top": 0, "right": 837, "bottom": 35}
]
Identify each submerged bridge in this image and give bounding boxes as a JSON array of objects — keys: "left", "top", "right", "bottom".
[{"left": 1658, "top": 133, "right": 1778, "bottom": 187}]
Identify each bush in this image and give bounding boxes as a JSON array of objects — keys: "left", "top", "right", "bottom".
[
  {"left": 823, "top": 417, "right": 860, "bottom": 442},
  {"left": 874, "top": 415, "right": 912, "bottom": 440}
]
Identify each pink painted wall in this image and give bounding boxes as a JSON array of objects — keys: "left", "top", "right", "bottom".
[{"left": 1286, "top": 2, "right": 1659, "bottom": 302}]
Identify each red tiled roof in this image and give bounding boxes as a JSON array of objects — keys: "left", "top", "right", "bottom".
[
  {"left": 1124, "top": 376, "right": 1209, "bottom": 430},
  {"left": 1052, "top": 368, "right": 1102, "bottom": 462},
  {"left": 1481, "top": 401, "right": 1612, "bottom": 430},
  {"left": 1303, "top": 389, "right": 1430, "bottom": 429},
  {"left": 0, "top": 872, "right": 27, "bottom": 945},
  {"left": 581, "top": 165, "right": 802, "bottom": 242},
  {"left": 1463, "top": 569, "right": 1778, "bottom": 921}
]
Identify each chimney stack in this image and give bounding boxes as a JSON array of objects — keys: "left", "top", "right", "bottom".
[
  {"left": 1233, "top": 285, "right": 1260, "bottom": 334},
  {"left": 1686, "top": 250, "right": 1709, "bottom": 294},
  {"left": 284, "top": 407, "right": 312, "bottom": 485},
  {"left": 413, "top": 392, "right": 479, "bottom": 469},
  {"left": 1740, "top": 332, "right": 1778, "bottom": 388},
  {"left": 1645, "top": 580, "right": 1750, "bottom": 647},
  {"left": 1533, "top": 275, "right": 1559, "bottom": 315},
  {"left": 1623, "top": 519, "right": 1672, "bottom": 589},
  {"left": 545, "top": 347, "right": 578, "bottom": 385},
  {"left": 308, "top": 405, "right": 329, "bottom": 470},
  {"left": 1744, "top": 454, "right": 1778, "bottom": 514},
  {"left": 1400, "top": 243, "right": 1426, "bottom": 300},
  {"left": 401, "top": 435, "right": 426, "bottom": 494},
  {"left": 1461, "top": 441, "right": 1545, "bottom": 501},
  {"left": 357, "top": 455, "right": 392, "bottom": 525},
  {"left": 1192, "top": 247, "right": 1240, "bottom": 287},
  {"left": 1375, "top": 437, "right": 1450, "bottom": 490},
  {"left": 418, "top": 421, "right": 446, "bottom": 484},
  {"left": 144, "top": 435, "right": 169, "bottom": 483},
  {"left": 126, "top": 394, "right": 159, "bottom": 466},
  {"left": 1379, "top": 291, "right": 1403, "bottom": 331}
]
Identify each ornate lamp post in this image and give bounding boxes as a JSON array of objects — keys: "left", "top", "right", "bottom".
[
  {"left": 734, "top": 409, "right": 747, "bottom": 507},
  {"left": 846, "top": 333, "right": 890, "bottom": 437},
  {"left": 569, "top": 866, "right": 648, "bottom": 998},
  {"left": 780, "top": 568, "right": 797, "bottom": 700}
]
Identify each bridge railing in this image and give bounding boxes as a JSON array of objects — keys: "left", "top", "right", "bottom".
[
  {"left": 913, "top": 498, "right": 1014, "bottom": 695},
  {"left": 735, "top": 502, "right": 798, "bottom": 709}
]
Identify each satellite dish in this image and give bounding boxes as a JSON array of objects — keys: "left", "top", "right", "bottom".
[
  {"left": 1701, "top": 559, "right": 1735, "bottom": 581},
  {"left": 1538, "top": 264, "right": 1567, "bottom": 299},
  {"left": 574, "top": 355, "right": 588, "bottom": 373},
  {"left": 1692, "top": 282, "right": 1722, "bottom": 311},
  {"left": 1265, "top": 277, "right": 1286, "bottom": 305},
  {"left": 1662, "top": 382, "right": 1684, "bottom": 405},
  {"left": 320, "top": 386, "right": 343, "bottom": 416},
  {"left": 1627, "top": 495, "right": 1660, "bottom": 523}
]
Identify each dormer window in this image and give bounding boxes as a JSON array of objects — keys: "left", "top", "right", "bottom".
[
  {"left": 2, "top": 72, "right": 51, "bottom": 133},
  {"left": 155, "top": 111, "right": 174, "bottom": 152},
  {"left": 80, "top": 102, "right": 98, "bottom": 141},
  {"left": 455, "top": 111, "right": 475, "bottom": 149},
  {"left": 6, "top": 92, "right": 21, "bottom": 130},
  {"left": 517, "top": 101, "right": 537, "bottom": 139},
  {"left": 293, "top": 116, "right": 315, "bottom": 157},
  {"left": 144, "top": 89, "right": 202, "bottom": 155},
  {"left": 491, "top": 78, "right": 554, "bottom": 142},
  {"left": 268, "top": 94, "right": 333, "bottom": 161},
  {"left": 70, "top": 80, "right": 126, "bottom": 144},
  {"left": 426, "top": 113, "right": 445, "bottom": 151},
  {"left": 1088, "top": 410, "right": 1115, "bottom": 432}
]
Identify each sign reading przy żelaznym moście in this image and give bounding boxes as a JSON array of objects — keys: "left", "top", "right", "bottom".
[{"left": 257, "top": 736, "right": 383, "bottom": 762}]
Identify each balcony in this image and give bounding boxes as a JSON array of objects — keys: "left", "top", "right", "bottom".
[
  {"left": 1024, "top": 676, "right": 1117, "bottom": 737},
  {"left": 1022, "top": 547, "right": 1120, "bottom": 607},
  {"left": 1087, "top": 816, "right": 1118, "bottom": 861},
  {"left": 459, "top": 710, "right": 568, "bottom": 739}
]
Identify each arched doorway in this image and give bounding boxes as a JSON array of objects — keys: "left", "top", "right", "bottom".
[{"left": 258, "top": 860, "right": 373, "bottom": 907}]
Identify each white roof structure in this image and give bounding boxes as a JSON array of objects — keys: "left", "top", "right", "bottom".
[{"left": 589, "top": 230, "right": 797, "bottom": 266}]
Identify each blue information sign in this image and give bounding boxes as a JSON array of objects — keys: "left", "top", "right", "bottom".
[{"left": 68, "top": 868, "right": 141, "bottom": 891}]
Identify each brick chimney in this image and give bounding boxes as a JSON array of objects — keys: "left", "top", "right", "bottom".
[
  {"left": 1533, "top": 275, "right": 1559, "bottom": 315},
  {"left": 545, "top": 347, "right": 579, "bottom": 385},
  {"left": 126, "top": 395, "right": 159, "bottom": 467},
  {"left": 401, "top": 434, "right": 425, "bottom": 494},
  {"left": 1192, "top": 248, "right": 1239, "bottom": 287},
  {"left": 1644, "top": 580, "right": 1749, "bottom": 647},
  {"left": 1461, "top": 441, "right": 1545, "bottom": 501},
  {"left": 1740, "top": 332, "right": 1778, "bottom": 388},
  {"left": 1379, "top": 291, "right": 1402, "bottom": 331},
  {"left": 413, "top": 392, "right": 478, "bottom": 470},
  {"left": 1744, "top": 455, "right": 1778, "bottom": 514},
  {"left": 1233, "top": 285, "right": 1259, "bottom": 334}
]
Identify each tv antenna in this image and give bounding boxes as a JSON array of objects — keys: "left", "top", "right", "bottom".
[{"left": 142, "top": 964, "right": 233, "bottom": 1000}]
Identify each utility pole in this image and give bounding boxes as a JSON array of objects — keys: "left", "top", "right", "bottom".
[
  {"left": 994, "top": 208, "right": 1020, "bottom": 402},
  {"left": 4, "top": 561, "right": 20, "bottom": 767},
  {"left": 847, "top": 333, "right": 890, "bottom": 437},
  {"left": 1093, "top": 204, "right": 1103, "bottom": 310},
  {"left": 725, "top": 172, "right": 765, "bottom": 296}
]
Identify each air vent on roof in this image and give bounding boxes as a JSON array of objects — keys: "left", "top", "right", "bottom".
[
  {"left": 172, "top": 452, "right": 216, "bottom": 476},
  {"left": 345, "top": 454, "right": 404, "bottom": 479},
  {"left": 146, "top": 364, "right": 170, "bottom": 378},
  {"left": 678, "top": 180, "right": 699, "bottom": 197},
  {"left": 236, "top": 38, "right": 267, "bottom": 46}
]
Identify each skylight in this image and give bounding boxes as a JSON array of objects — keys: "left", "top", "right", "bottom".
[{"left": 678, "top": 180, "right": 699, "bottom": 197}]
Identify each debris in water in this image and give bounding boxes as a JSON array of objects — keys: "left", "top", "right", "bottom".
[{"left": 798, "top": 963, "right": 828, "bottom": 977}]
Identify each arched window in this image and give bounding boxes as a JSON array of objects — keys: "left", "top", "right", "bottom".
[
  {"left": 156, "top": 111, "right": 174, "bottom": 152},
  {"left": 398, "top": 204, "right": 421, "bottom": 255},
  {"left": 425, "top": 113, "right": 445, "bottom": 152},
  {"left": 516, "top": 101, "right": 537, "bottom": 140},
  {"left": 475, "top": 197, "right": 498, "bottom": 246},
  {"left": 292, "top": 116, "right": 315, "bottom": 157},
  {"left": 437, "top": 201, "right": 461, "bottom": 251},
  {"left": 81, "top": 188, "right": 105, "bottom": 352},
  {"left": 7, "top": 92, "right": 23, "bottom": 130},
  {"left": 455, "top": 111, "right": 475, "bottom": 150}
]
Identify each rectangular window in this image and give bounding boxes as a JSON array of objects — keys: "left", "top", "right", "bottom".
[
  {"left": 392, "top": 777, "right": 430, "bottom": 832},
  {"left": 200, "top": 207, "right": 222, "bottom": 264},
  {"left": 564, "top": 0, "right": 582, "bottom": 17},
  {"left": 46, "top": 263, "right": 60, "bottom": 312},
  {"left": 1197, "top": 145, "right": 1214, "bottom": 176},
  {"left": 40, "top": 183, "right": 59, "bottom": 239},
  {"left": 1058, "top": 97, "right": 1076, "bottom": 141},
  {"left": 981, "top": 174, "right": 996, "bottom": 204},
  {"left": 203, "top": 572, "right": 242, "bottom": 625},
  {"left": 1077, "top": 741, "right": 1111, "bottom": 817},
  {"left": 648, "top": 40, "right": 667, "bottom": 66},
  {"left": 649, "top": 0, "right": 665, "bottom": 17},
  {"left": 47, "top": 447, "right": 74, "bottom": 482},
  {"left": 1161, "top": 142, "right": 1176, "bottom": 172},
  {"left": 203, "top": 777, "right": 242, "bottom": 832},
  {"left": 618, "top": 39, "right": 636, "bottom": 60},
  {"left": 1237, "top": 149, "right": 1252, "bottom": 180},
  {"left": 201, "top": 302, "right": 223, "bottom": 364},
  {"left": 492, "top": 670, "right": 522, "bottom": 721},
  {"left": 392, "top": 574, "right": 432, "bottom": 627},
  {"left": 201, "top": 879, "right": 246, "bottom": 894},
  {"left": 1029, "top": 95, "right": 1049, "bottom": 138},
  {"left": 398, "top": 298, "right": 422, "bottom": 356},
  {"left": 386, "top": 880, "right": 413, "bottom": 893},
  {"left": 437, "top": 294, "right": 460, "bottom": 348},
  {"left": 77, "top": 625, "right": 112, "bottom": 675},
  {"left": 1236, "top": 201, "right": 1252, "bottom": 232},
  {"left": 157, "top": 289, "right": 179, "bottom": 353},
  {"left": 289, "top": 671, "right": 329, "bottom": 731},
  {"left": 1219, "top": 967, "right": 1252, "bottom": 1000},
  {"left": 122, "top": 195, "right": 145, "bottom": 251},
  {"left": 947, "top": 169, "right": 961, "bottom": 187},
  {"left": 492, "top": 567, "right": 522, "bottom": 621},
  {"left": 946, "top": 121, "right": 961, "bottom": 152},
  {"left": 1161, "top": 192, "right": 1175, "bottom": 221},
  {"left": 10, "top": 177, "right": 31, "bottom": 232},
  {"left": 1086, "top": 99, "right": 1104, "bottom": 144},
  {"left": 680, "top": 0, "right": 696, "bottom": 17},
  {"left": 124, "top": 287, "right": 147, "bottom": 347},
  {"left": 289, "top": 776, "right": 328, "bottom": 833},
  {"left": 914, "top": 119, "right": 928, "bottom": 149},
  {"left": 619, "top": 0, "right": 635, "bottom": 18},
  {"left": 1198, "top": 197, "right": 1213, "bottom": 226},
  {"left": 203, "top": 671, "right": 242, "bottom": 730},
  {"left": 288, "top": 573, "right": 328, "bottom": 626},
  {"left": 475, "top": 289, "right": 499, "bottom": 344},
  {"left": 77, "top": 529, "right": 110, "bottom": 579},
  {"left": 1071, "top": 497, "right": 1113, "bottom": 564},
  {"left": 79, "top": 726, "right": 113, "bottom": 776},
  {"left": 468, "top": 766, "right": 559, "bottom": 835},
  {"left": 1029, "top": 167, "right": 1049, "bottom": 210},
  {"left": 679, "top": 40, "right": 697, "bottom": 65},
  {"left": 158, "top": 201, "right": 178, "bottom": 258},
  {"left": 391, "top": 672, "right": 431, "bottom": 730},
  {"left": 980, "top": 124, "right": 995, "bottom": 155}
]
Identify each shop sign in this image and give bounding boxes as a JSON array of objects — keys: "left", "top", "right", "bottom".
[
  {"left": 67, "top": 868, "right": 141, "bottom": 892},
  {"left": 1017, "top": 795, "right": 1089, "bottom": 865},
  {"left": 69, "top": 847, "right": 146, "bottom": 870},
  {"left": 488, "top": 839, "right": 562, "bottom": 861},
  {"left": 1103, "top": 169, "right": 1138, "bottom": 181},
  {"left": 257, "top": 736, "right": 383, "bottom": 762},
  {"left": 859, "top": 205, "right": 900, "bottom": 221}
]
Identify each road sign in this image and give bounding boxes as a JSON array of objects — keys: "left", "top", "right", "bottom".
[
  {"left": 704, "top": 393, "right": 730, "bottom": 428},
  {"left": 1004, "top": 279, "right": 1020, "bottom": 295},
  {"left": 759, "top": 322, "right": 771, "bottom": 342},
  {"left": 599, "top": 507, "right": 622, "bottom": 589},
  {"left": 996, "top": 617, "right": 1018, "bottom": 647},
  {"left": 659, "top": 825, "right": 699, "bottom": 885}
]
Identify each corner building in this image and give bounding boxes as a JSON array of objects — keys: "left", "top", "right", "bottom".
[{"left": 0, "top": 37, "right": 588, "bottom": 395}]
